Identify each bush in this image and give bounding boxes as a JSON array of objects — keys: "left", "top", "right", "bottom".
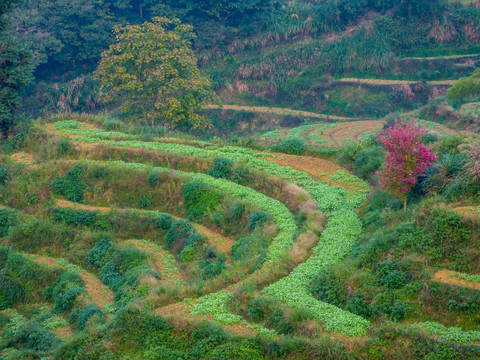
[
  {"left": 70, "top": 305, "right": 105, "bottom": 330},
  {"left": 183, "top": 182, "right": 222, "bottom": 220},
  {"left": 208, "top": 158, "right": 233, "bottom": 179},
  {"left": 51, "top": 164, "right": 86, "bottom": 202},
  {"left": 0, "top": 209, "right": 17, "bottom": 237},
  {"left": 148, "top": 170, "right": 164, "bottom": 186},
  {"left": 165, "top": 220, "right": 197, "bottom": 251},
  {"left": 14, "top": 323, "right": 58, "bottom": 351},
  {"left": 208, "top": 340, "right": 265, "bottom": 360},
  {"left": 198, "top": 254, "right": 226, "bottom": 279},
  {"left": 438, "top": 135, "right": 463, "bottom": 154},
  {"left": 0, "top": 165, "right": 8, "bottom": 184},
  {"left": 46, "top": 270, "right": 85, "bottom": 312},
  {"left": 153, "top": 214, "right": 173, "bottom": 230},
  {"left": 232, "top": 167, "right": 252, "bottom": 185},
  {"left": 51, "top": 207, "right": 97, "bottom": 227},
  {"left": 138, "top": 195, "right": 152, "bottom": 209},
  {"left": 57, "top": 138, "right": 73, "bottom": 155},
  {"left": 272, "top": 138, "right": 305, "bottom": 155},
  {"left": 248, "top": 211, "right": 269, "bottom": 229}
]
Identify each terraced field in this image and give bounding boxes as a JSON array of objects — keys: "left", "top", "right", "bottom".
[
  {"left": 43, "top": 119, "right": 371, "bottom": 336},
  {"left": 2, "top": 116, "right": 480, "bottom": 359}
]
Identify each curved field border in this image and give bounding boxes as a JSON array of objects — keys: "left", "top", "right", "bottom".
[
  {"left": 400, "top": 54, "right": 480, "bottom": 61},
  {"left": 206, "top": 104, "right": 353, "bottom": 121},
  {"left": 52, "top": 121, "right": 371, "bottom": 336},
  {"left": 335, "top": 78, "right": 456, "bottom": 86}
]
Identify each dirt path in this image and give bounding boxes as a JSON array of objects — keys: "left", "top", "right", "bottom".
[
  {"left": 125, "top": 239, "right": 185, "bottom": 287},
  {"left": 54, "top": 199, "right": 111, "bottom": 213},
  {"left": 206, "top": 104, "right": 352, "bottom": 120},
  {"left": 432, "top": 270, "right": 480, "bottom": 291},
  {"left": 336, "top": 78, "right": 456, "bottom": 86},
  {"left": 31, "top": 255, "right": 114, "bottom": 312},
  {"left": 401, "top": 54, "right": 480, "bottom": 61}
]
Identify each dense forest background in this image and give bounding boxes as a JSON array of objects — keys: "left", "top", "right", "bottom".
[{"left": 7, "top": 0, "right": 480, "bottom": 118}]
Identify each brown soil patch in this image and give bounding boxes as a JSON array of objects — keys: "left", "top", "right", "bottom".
[
  {"left": 77, "top": 270, "right": 114, "bottom": 312},
  {"left": 31, "top": 255, "right": 62, "bottom": 269},
  {"left": 193, "top": 224, "right": 235, "bottom": 255},
  {"left": 432, "top": 270, "right": 480, "bottom": 291},
  {"left": 321, "top": 120, "right": 385, "bottom": 147},
  {"left": 54, "top": 199, "right": 111, "bottom": 213},
  {"left": 51, "top": 324, "right": 74, "bottom": 339},
  {"left": 126, "top": 239, "right": 185, "bottom": 286},
  {"left": 206, "top": 104, "right": 351, "bottom": 121},
  {"left": 453, "top": 206, "right": 478, "bottom": 216},
  {"left": 10, "top": 152, "right": 36, "bottom": 166},
  {"left": 268, "top": 153, "right": 366, "bottom": 191}
]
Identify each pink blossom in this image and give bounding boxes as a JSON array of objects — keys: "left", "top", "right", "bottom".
[{"left": 377, "top": 119, "right": 437, "bottom": 208}]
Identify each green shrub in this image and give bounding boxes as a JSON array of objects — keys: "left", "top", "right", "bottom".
[
  {"left": 165, "top": 220, "right": 198, "bottom": 251},
  {"left": 345, "top": 294, "right": 372, "bottom": 318},
  {"left": 138, "top": 195, "right": 152, "bottom": 209},
  {"left": 57, "top": 138, "right": 73, "bottom": 155},
  {"left": 247, "top": 297, "right": 277, "bottom": 322},
  {"left": 183, "top": 182, "right": 222, "bottom": 220},
  {"left": 231, "top": 167, "right": 252, "bottom": 185},
  {"left": 272, "top": 138, "right": 305, "bottom": 155},
  {"left": 198, "top": 254, "right": 226, "bottom": 279},
  {"left": 0, "top": 209, "right": 17, "bottom": 237},
  {"left": 231, "top": 233, "right": 269, "bottom": 270},
  {"left": 208, "top": 340, "right": 265, "bottom": 360},
  {"left": 208, "top": 157, "right": 233, "bottom": 179},
  {"left": 46, "top": 271, "right": 86, "bottom": 312},
  {"left": 51, "top": 207, "right": 97, "bottom": 227},
  {"left": 0, "top": 165, "right": 9, "bottom": 184},
  {"left": 153, "top": 214, "right": 173, "bottom": 230},
  {"left": 14, "top": 323, "right": 58, "bottom": 351},
  {"left": 0, "top": 275, "right": 27, "bottom": 307},
  {"left": 438, "top": 135, "right": 463, "bottom": 154},
  {"left": 354, "top": 147, "right": 384, "bottom": 180},
  {"left": 248, "top": 211, "right": 269, "bottom": 229},
  {"left": 148, "top": 170, "right": 164, "bottom": 186},
  {"left": 51, "top": 163, "right": 86, "bottom": 202},
  {"left": 70, "top": 305, "right": 105, "bottom": 330},
  {"left": 180, "top": 245, "right": 197, "bottom": 262}
]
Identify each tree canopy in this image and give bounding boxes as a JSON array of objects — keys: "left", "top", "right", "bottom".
[
  {"left": 0, "top": 0, "right": 32, "bottom": 138},
  {"left": 447, "top": 68, "right": 480, "bottom": 106},
  {"left": 377, "top": 120, "right": 437, "bottom": 211},
  {"left": 94, "top": 17, "right": 217, "bottom": 130}
]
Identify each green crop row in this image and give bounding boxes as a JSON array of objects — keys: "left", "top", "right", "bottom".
[
  {"left": 185, "top": 292, "right": 276, "bottom": 337},
  {"left": 415, "top": 322, "right": 480, "bottom": 344},
  {"left": 450, "top": 272, "right": 480, "bottom": 283},
  {"left": 263, "top": 208, "right": 369, "bottom": 336}
]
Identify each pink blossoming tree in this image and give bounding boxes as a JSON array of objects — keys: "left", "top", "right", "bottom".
[{"left": 377, "top": 119, "right": 437, "bottom": 211}]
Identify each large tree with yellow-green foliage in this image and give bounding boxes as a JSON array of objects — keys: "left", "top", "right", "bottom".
[
  {"left": 94, "top": 17, "right": 217, "bottom": 130},
  {"left": 447, "top": 68, "right": 480, "bottom": 106}
]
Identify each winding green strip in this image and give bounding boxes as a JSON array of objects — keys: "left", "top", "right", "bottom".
[
  {"left": 82, "top": 159, "right": 297, "bottom": 263},
  {"left": 415, "top": 322, "right": 480, "bottom": 344},
  {"left": 56, "top": 121, "right": 370, "bottom": 335}
]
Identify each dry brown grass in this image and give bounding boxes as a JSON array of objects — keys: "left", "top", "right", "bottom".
[{"left": 10, "top": 152, "right": 36, "bottom": 166}]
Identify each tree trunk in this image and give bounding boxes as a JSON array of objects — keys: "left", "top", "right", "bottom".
[{"left": 404, "top": 198, "right": 407, "bottom": 212}]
